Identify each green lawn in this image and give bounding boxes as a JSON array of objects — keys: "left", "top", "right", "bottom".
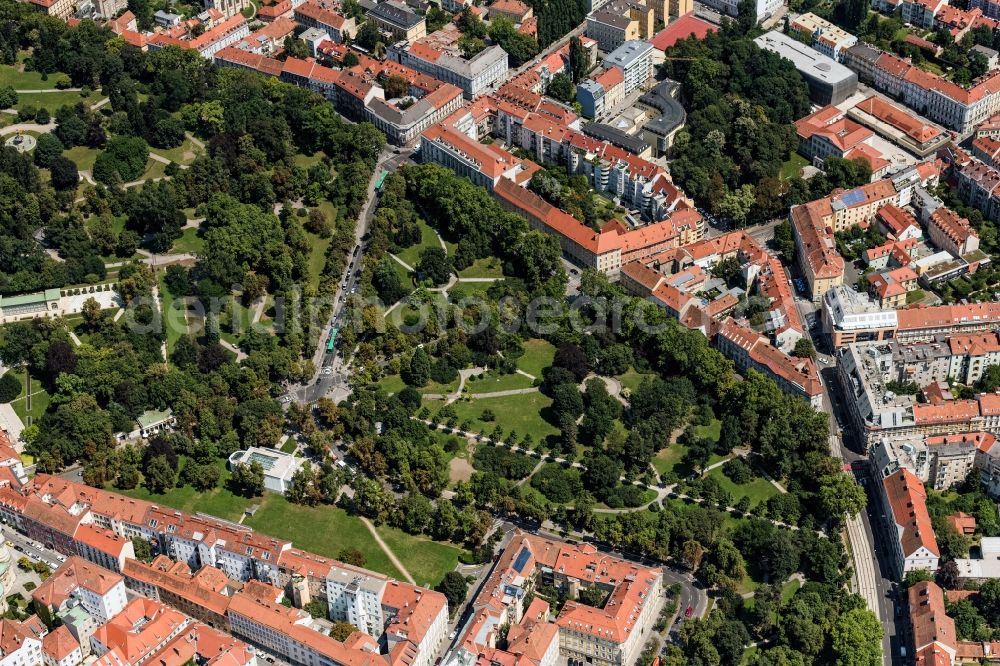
[
  {"left": 706, "top": 465, "right": 779, "bottom": 508},
  {"left": 0, "top": 62, "right": 60, "bottom": 90},
  {"left": 159, "top": 273, "right": 190, "bottom": 356},
  {"left": 906, "top": 289, "right": 925, "bottom": 304},
  {"left": 118, "top": 468, "right": 462, "bottom": 587},
  {"left": 279, "top": 438, "right": 297, "bottom": 454},
  {"left": 244, "top": 496, "right": 405, "bottom": 580},
  {"left": 169, "top": 227, "right": 205, "bottom": 255},
  {"left": 653, "top": 443, "right": 725, "bottom": 478},
  {"left": 616, "top": 366, "right": 655, "bottom": 394},
  {"left": 387, "top": 257, "right": 415, "bottom": 294},
  {"left": 220, "top": 299, "right": 254, "bottom": 346},
  {"left": 779, "top": 152, "right": 809, "bottom": 180},
  {"left": 781, "top": 577, "right": 802, "bottom": 603},
  {"left": 740, "top": 646, "right": 759, "bottom": 666},
  {"left": 305, "top": 230, "right": 333, "bottom": 291},
  {"left": 6, "top": 370, "right": 49, "bottom": 428},
  {"left": 379, "top": 374, "right": 406, "bottom": 395},
  {"left": 439, "top": 391, "right": 559, "bottom": 441},
  {"left": 64, "top": 145, "right": 99, "bottom": 171},
  {"left": 293, "top": 151, "right": 326, "bottom": 169},
  {"left": 458, "top": 257, "right": 504, "bottom": 279},
  {"left": 116, "top": 457, "right": 251, "bottom": 522},
  {"left": 694, "top": 418, "right": 722, "bottom": 442},
  {"left": 374, "top": 525, "right": 465, "bottom": 588},
  {"left": 149, "top": 136, "right": 202, "bottom": 165},
  {"left": 140, "top": 158, "right": 168, "bottom": 182},
  {"left": 516, "top": 339, "right": 555, "bottom": 378},
  {"left": 465, "top": 371, "right": 534, "bottom": 394},
  {"left": 396, "top": 220, "right": 442, "bottom": 268},
  {"left": 379, "top": 374, "right": 459, "bottom": 396},
  {"left": 16, "top": 91, "right": 87, "bottom": 114}
]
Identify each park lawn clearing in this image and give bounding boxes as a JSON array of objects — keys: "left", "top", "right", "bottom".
[
  {"left": 740, "top": 646, "right": 759, "bottom": 666},
  {"left": 140, "top": 158, "right": 168, "bottom": 182},
  {"left": 396, "top": 220, "right": 442, "bottom": 268},
  {"left": 243, "top": 496, "right": 405, "bottom": 580},
  {"left": 694, "top": 418, "right": 722, "bottom": 442},
  {"left": 64, "top": 145, "right": 100, "bottom": 171},
  {"left": 378, "top": 374, "right": 458, "bottom": 396},
  {"left": 159, "top": 274, "right": 190, "bottom": 357},
  {"left": 779, "top": 152, "right": 809, "bottom": 180},
  {"left": 15, "top": 91, "right": 86, "bottom": 114},
  {"left": 304, "top": 230, "right": 333, "bottom": 291},
  {"left": 706, "top": 466, "right": 779, "bottom": 508},
  {"left": 219, "top": 299, "right": 254, "bottom": 346},
  {"left": 116, "top": 457, "right": 250, "bottom": 522},
  {"left": 150, "top": 136, "right": 202, "bottom": 165},
  {"left": 593, "top": 487, "right": 658, "bottom": 510},
  {"left": 440, "top": 391, "right": 559, "bottom": 441},
  {"left": 615, "top": 366, "right": 655, "bottom": 394},
  {"left": 169, "top": 227, "right": 205, "bottom": 255},
  {"left": 465, "top": 372, "right": 533, "bottom": 394},
  {"left": 7, "top": 369, "right": 49, "bottom": 428},
  {"left": 279, "top": 438, "right": 297, "bottom": 454},
  {"left": 516, "top": 339, "right": 555, "bottom": 378},
  {"left": 780, "top": 577, "right": 802, "bottom": 603},
  {"left": 653, "top": 443, "right": 725, "bottom": 478},
  {"left": 387, "top": 257, "right": 415, "bottom": 294},
  {"left": 450, "top": 281, "right": 492, "bottom": 301},
  {"left": 458, "top": 257, "right": 503, "bottom": 279},
  {"left": 378, "top": 374, "right": 406, "bottom": 395},
  {"left": 374, "top": 525, "right": 466, "bottom": 587},
  {"left": 0, "top": 62, "right": 60, "bottom": 90},
  {"left": 293, "top": 151, "right": 326, "bottom": 169}
]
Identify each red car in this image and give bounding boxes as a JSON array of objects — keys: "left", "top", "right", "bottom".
[{"left": 685, "top": 606, "right": 693, "bottom": 617}]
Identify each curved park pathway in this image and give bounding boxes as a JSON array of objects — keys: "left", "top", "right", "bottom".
[{"left": 414, "top": 418, "right": 816, "bottom": 535}]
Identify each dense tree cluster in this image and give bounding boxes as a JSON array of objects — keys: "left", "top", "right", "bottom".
[
  {"left": 663, "top": 24, "right": 812, "bottom": 225},
  {"left": 402, "top": 164, "right": 566, "bottom": 296},
  {"left": 0, "top": 3, "right": 389, "bottom": 482}
]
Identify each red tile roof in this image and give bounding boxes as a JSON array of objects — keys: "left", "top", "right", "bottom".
[
  {"left": 795, "top": 105, "right": 873, "bottom": 152},
  {"left": 649, "top": 13, "right": 716, "bottom": 51},
  {"left": 909, "top": 582, "right": 955, "bottom": 655},
  {"left": 884, "top": 469, "right": 939, "bottom": 559},
  {"left": 42, "top": 626, "right": 79, "bottom": 663},
  {"left": 32, "top": 557, "right": 124, "bottom": 610}
]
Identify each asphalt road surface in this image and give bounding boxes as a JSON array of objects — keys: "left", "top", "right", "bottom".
[
  {"left": 292, "top": 148, "right": 415, "bottom": 405},
  {"left": 1, "top": 525, "right": 65, "bottom": 570}
]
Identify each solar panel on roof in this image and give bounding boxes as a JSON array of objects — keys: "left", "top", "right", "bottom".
[
  {"left": 840, "top": 189, "right": 866, "bottom": 206},
  {"left": 512, "top": 547, "right": 531, "bottom": 573}
]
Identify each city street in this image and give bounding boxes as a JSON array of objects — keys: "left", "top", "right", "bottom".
[
  {"left": 293, "top": 148, "right": 416, "bottom": 405},
  {"left": 0, "top": 525, "right": 65, "bottom": 570},
  {"left": 788, "top": 285, "right": 901, "bottom": 666}
]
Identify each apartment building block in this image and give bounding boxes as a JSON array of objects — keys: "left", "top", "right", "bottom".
[
  {"left": 879, "top": 469, "right": 940, "bottom": 578},
  {"left": 368, "top": 1, "right": 425, "bottom": 40},
  {"left": 446, "top": 532, "right": 662, "bottom": 666},
  {"left": 602, "top": 40, "right": 654, "bottom": 96},
  {"left": 789, "top": 12, "right": 857, "bottom": 60},
  {"left": 32, "top": 558, "right": 129, "bottom": 625},
  {"left": 842, "top": 46, "right": 1000, "bottom": 134},
  {"left": 585, "top": 0, "right": 653, "bottom": 51},
  {"left": 293, "top": 2, "right": 355, "bottom": 42},
  {"left": 790, "top": 180, "right": 900, "bottom": 299},
  {"left": 390, "top": 39, "right": 507, "bottom": 99}
]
